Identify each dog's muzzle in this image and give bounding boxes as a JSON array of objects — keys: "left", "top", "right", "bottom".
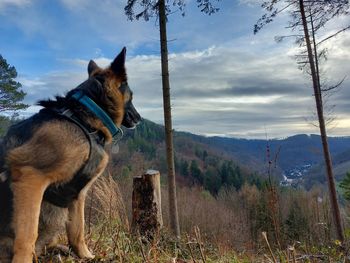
[{"left": 122, "top": 102, "right": 141, "bottom": 129}]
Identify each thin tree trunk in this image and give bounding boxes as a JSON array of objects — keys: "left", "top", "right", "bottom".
[
  {"left": 299, "top": 0, "right": 344, "bottom": 242},
  {"left": 158, "top": 0, "right": 181, "bottom": 238},
  {"left": 309, "top": 9, "right": 322, "bottom": 108}
]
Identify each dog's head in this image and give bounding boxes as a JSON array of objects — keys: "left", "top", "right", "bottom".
[{"left": 81, "top": 47, "right": 141, "bottom": 129}]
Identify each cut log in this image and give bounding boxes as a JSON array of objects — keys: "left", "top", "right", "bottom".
[{"left": 132, "top": 170, "right": 163, "bottom": 239}]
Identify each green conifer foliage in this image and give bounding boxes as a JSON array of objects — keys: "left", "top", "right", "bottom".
[
  {"left": 0, "top": 55, "right": 28, "bottom": 112},
  {"left": 340, "top": 172, "right": 350, "bottom": 201}
]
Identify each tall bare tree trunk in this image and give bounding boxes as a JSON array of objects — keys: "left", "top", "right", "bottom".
[
  {"left": 299, "top": 0, "right": 344, "bottom": 242},
  {"left": 158, "top": 0, "right": 181, "bottom": 237}
]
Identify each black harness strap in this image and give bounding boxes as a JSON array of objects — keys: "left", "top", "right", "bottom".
[{"left": 43, "top": 108, "right": 106, "bottom": 208}]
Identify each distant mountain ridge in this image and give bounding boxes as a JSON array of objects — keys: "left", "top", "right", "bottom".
[
  {"left": 195, "top": 133, "right": 350, "bottom": 187},
  {"left": 138, "top": 122, "right": 350, "bottom": 186},
  {"left": 202, "top": 134, "right": 350, "bottom": 170}
]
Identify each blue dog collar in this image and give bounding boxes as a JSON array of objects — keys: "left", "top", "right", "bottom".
[{"left": 71, "top": 91, "right": 123, "bottom": 140}]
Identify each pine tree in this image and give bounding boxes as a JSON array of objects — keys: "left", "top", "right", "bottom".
[
  {"left": 0, "top": 55, "right": 28, "bottom": 112},
  {"left": 285, "top": 201, "right": 309, "bottom": 241},
  {"left": 190, "top": 160, "right": 202, "bottom": 183},
  {"left": 340, "top": 172, "right": 350, "bottom": 201},
  {"left": 180, "top": 159, "right": 189, "bottom": 177},
  {"left": 204, "top": 167, "right": 221, "bottom": 194}
]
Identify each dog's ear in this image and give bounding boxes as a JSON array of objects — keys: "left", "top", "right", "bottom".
[
  {"left": 88, "top": 60, "right": 100, "bottom": 76},
  {"left": 111, "top": 47, "right": 126, "bottom": 76}
]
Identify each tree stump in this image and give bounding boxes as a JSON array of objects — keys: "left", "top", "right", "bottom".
[{"left": 132, "top": 170, "right": 163, "bottom": 239}]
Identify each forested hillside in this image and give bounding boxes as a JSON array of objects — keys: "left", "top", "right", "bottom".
[
  {"left": 117, "top": 120, "right": 350, "bottom": 189},
  {"left": 114, "top": 119, "right": 267, "bottom": 195}
]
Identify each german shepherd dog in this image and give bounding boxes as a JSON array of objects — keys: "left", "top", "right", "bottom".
[{"left": 0, "top": 48, "right": 141, "bottom": 262}]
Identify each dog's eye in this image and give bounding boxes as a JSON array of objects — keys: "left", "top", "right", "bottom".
[{"left": 119, "top": 82, "right": 129, "bottom": 93}]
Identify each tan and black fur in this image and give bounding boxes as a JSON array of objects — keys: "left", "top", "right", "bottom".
[{"left": 0, "top": 48, "right": 141, "bottom": 263}]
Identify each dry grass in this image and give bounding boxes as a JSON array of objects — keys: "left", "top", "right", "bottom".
[
  {"left": 85, "top": 173, "right": 130, "bottom": 231},
  {"left": 38, "top": 219, "right": 244, "bottom": 262},
  {"left": 37, "top": 172, "right": 349, "bottom": 262},
  {"left": 37, "top": 173, "right": 244, "bottom": 262},
  {"left": 173, "top": 187, "right": 251, "bottom": 250},
  {"left": 115, "top": 170, "right": 345, "bottom": 248}
]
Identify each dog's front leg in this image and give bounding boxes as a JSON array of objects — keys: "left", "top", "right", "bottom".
[
  {"left": 11, "top": 167, "right": 50, "bottom": 263},
  {"left": 66, "top": 154, "right": 108, "bottom": 259},
  {"left": 66, "top": 193, "right": 95, "bottom": 259}
]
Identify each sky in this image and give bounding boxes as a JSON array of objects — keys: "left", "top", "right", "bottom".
[{"left": 0, "top": 0, "right": 349, "bottom": 139}]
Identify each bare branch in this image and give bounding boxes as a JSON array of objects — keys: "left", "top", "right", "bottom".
[
  {"left": 317, "top": 25, "right": 350, "bottom": 45},
  {"left": 321, "top": 77, "right": 346, "bottom": 92}
]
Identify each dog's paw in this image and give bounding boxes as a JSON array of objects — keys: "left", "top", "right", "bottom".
[
  {"left": 79, "top": 250, "right": 95, "bottom": 259},
  {"left": 74, "top": 244, "right": 95, "bottom": 259},
  {"left": 11, "top": 254, "right": 34, "bottom": 263}
]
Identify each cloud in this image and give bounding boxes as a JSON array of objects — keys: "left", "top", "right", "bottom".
[
  {"left": 0, "top": 0, "right": 31, "bottom": 10},
  {"left": 57, "top": 0, "right": 159, "bottom": 50},
  {"left": 239, "top": 0, "right": 264, "bottom": 7},
  {"left": 0, "top": 0, "right": 158, "bottom": 59},
  {"left": 17, "top": 33, "right": 350, "bottom": 139},
  {"left": 3, "top": 0, "right": 349, "bottom": 139}
]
